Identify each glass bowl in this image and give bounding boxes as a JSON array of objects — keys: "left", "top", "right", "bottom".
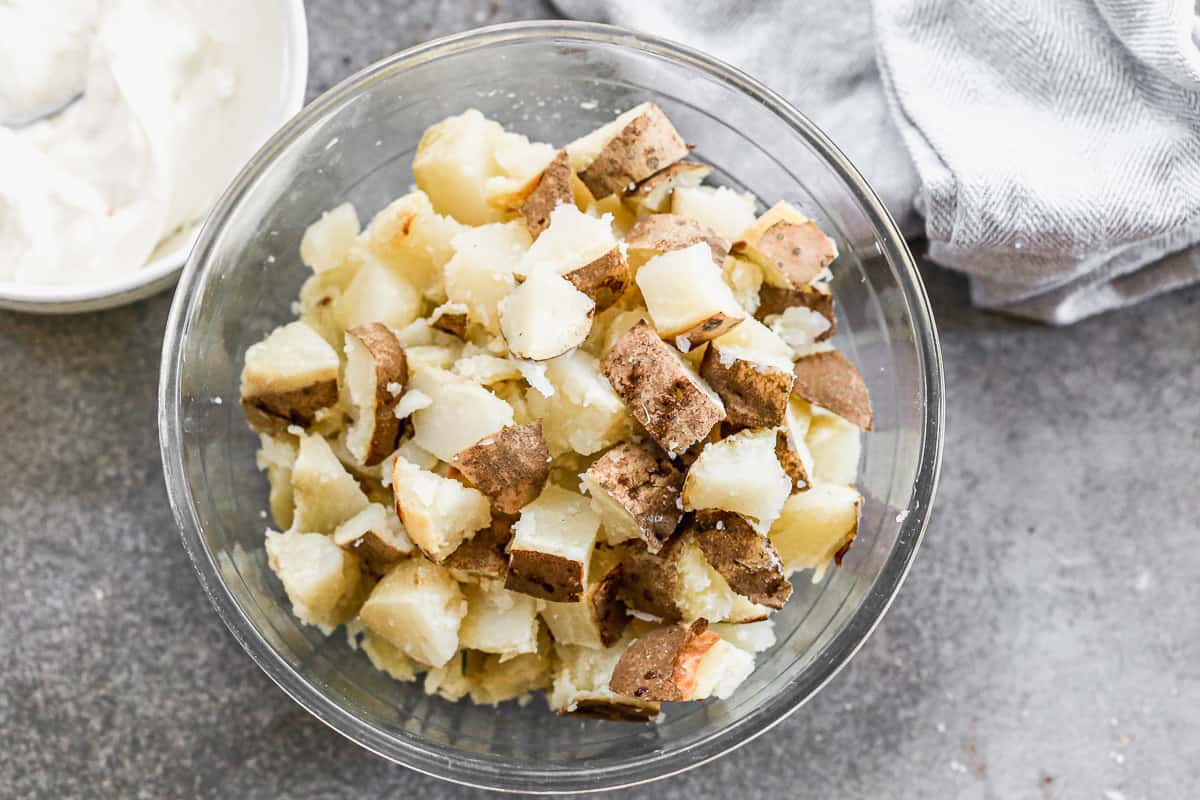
[{"left": 159, "top": 21, "right": 944, "bottom": 794}]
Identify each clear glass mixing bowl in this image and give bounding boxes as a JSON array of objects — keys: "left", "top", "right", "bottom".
[{"left": 158, "top": 21, "right": 944, "bottom": 794}]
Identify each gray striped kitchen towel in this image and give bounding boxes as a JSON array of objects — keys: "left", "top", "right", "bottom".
[{"left": 554, "top": 0, "right": 1200, "bottom": 324}]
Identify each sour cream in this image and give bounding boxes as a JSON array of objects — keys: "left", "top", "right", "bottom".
[{"left": 0, "top": 0, "right": 283, "bottom": 287}]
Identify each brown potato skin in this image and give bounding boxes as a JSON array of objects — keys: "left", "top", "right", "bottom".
[
  {"left": 609, "top": 619, "right": 718, "bottom": 701},
  {"left": 521, "top": 149, "right": 574, "bottom": 238},
  {"left": 590, "top": 563, "right": 630, "bottom": 648},
  {"left": 337, "top": 529, "right": 406, "bottom": 577},
  {"left": 624, "top": 161, "right": 712, "bottom": 213},
  {"left": 774, "top": 431, "right": 811, "bottom": 494},
  {"left": 618, "top": 537, "right": 684, "bottom": 622},
  {"left": 601, "top": 322, "right": 725, "bottom": 454},
  {"left": 241, "top": 380, "right": 339, "bottom": 435},
  {"left": 667, "top": 311, "right": 744, "bottom": 347},
  {"left": 442, "top": 515, "right": 514, "bottom": 579},
  {"left": 505, "top": 549, "right": 585, "bottom": 602},
  {"left": 451, "top": 422, "right": 550, "bottom": 514},
  {"left": 756, "top": 284, "right": 836, "bottom": 341},
  {"left": 791, "top": 351, "right": 874, "bottom": 431},
  {"left": 431, "top": 312, "right": 468, "bottom": 339},
  {"left": 348, "top": 322, "right": 409, "bottom": 466},
  {"left": 563, "top": 247, "right": 630, "bottom": 312},
  {"left": 687, "top": 510, "right": 792, "bottom": 609},
  {"left": 586, "top": 442, "right": 684, "bottom": 553},
  {"left": 698, "top": 344, "right": 793, "bottom": 429},
  {"left": 624, "top": 214, "right": 729, "bottom": 267},
  {"left": 579, "top": 104, "right": 690, "bottom": 199},
  {"left": 735, "top": 219, "right": 837, "bottom": 288},
  {"left": 562, "top": 698, "right": 660, "bottom": 722}
]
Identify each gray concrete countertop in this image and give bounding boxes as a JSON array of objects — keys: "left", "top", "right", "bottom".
[{"left": 2, "top": 1, "right": 1196, "bottom": 797}]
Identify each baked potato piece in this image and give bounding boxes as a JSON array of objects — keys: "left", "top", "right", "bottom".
[
  {"left": 505, "top": 486, "right": 600, "bottom": 602},
  {"left": 357, "top": 190, "right": 465, "bottom": 301},
  {"left": 582, "top": 441, "right": 683, "bottom": 552},
  {"left": 331, "top": 502, "right": 413, "bottom": 575},
  {"left": 443, "top": 221, "right": 531, "bottom": 333},
  {"left": 686, "top": 510, "right": 792, "bottom": 609},
  {"left": 290, "top": 433, "right": 371, "bottom": 535},
  {"left": 698, "top": 317, "right": 795, "bottom": 429},
  {"left": 409, "top": 366, "right": 515, "bottom": 461},
  {"left": 806, "top": 411, "right": 862, "bottom": 486},
  {"left": 266, "top": 529, "right": 366, "bottom": 633},
  {"left": 357, "top": 559, "right": 466, "bottom": 668},
  {"left": 240, "top": 321, "right": 340, "bottom": 435},
  {"left": 791, "top": 350, "right": 874, "bottom": 431},
  {"left": 756, "top": 283, "right": 836, "bottom": 341},
  {"left": 517, "top": 204, "right": 629, "bottom": 311},
  {"left": 768, "top": 482, "right": 862, "bottom": 577},
  {"left": 576, "top": 103, "right": 689, "bottom": 199},
  {"left": 450, "top": 421, "right": 551, "bottom": 514},
  {"left": 671, "top": 184, "right": 758, "bottom": 242},
  {"left": 541, "top": 549, "right": 629, "bottom": 649},
  {"left": 733, "top": 201, "right": 838, "bottom": 289},
  {"left": 682, "top": 428, "right": 792, "bottom": 535},
  {"left": 442, "top": 515, "right": 514, "bottom": 580},
  {"left": 520, "top": 148, "right": 574, "bottom": 238},
  {"left": 459, "top": 582, "right": 541, "bottom": 658},
  {"left": 636, "top": 243, "right": 746, "bottom": 345},
  {"left": 343, "top": 323, "right": 408, "bottom": 466},
  {"left": 600, "top": 321, "right": 725, "bottom": 455},
  {"left": 499, "top": 269, "right": 596, "bottom": 360},
  {"left": 624, "top": 161, "right": 712, "bottom": 214},
  {"left": 391, "top": 457, "right": 492, "bottom": 562},
  {"left": 608, "top": 619, "right": 719, "bottom": 702},
  {"left": 550, "top": 636, "right": 661, "bottom": 720},
  {"left": 624, "top": 213, "right": 729, "bottom": 269},
  {"left": 299, "top": 202, "right": 359, "bottom": 273},
  {"left": 526, "top": 348, "right": 632, "bottom": 457}
]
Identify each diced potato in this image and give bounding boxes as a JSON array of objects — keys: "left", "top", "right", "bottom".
[
  {"left": 358, "top": 559, "right": 467, "bottom": 668},
  {"left": 297, "top": 263, "right": 359, "bottom": 347},
  {"left": 505, "top": 486, "right": 600, "bottom": 602},
  {"left": 565, "top": 103, "right": 650, "bottom": 171},
  {"left": 806, "top": 412, "right": 862, "bottom": 486},
  {"left": 766, "top": 306, "right": 833, "bottom": 358},
  {"left": 361, "top": 631, "right": 419, "bottom": 682},
  {"left": 636, "top": 243, "right": 746, "bottom": 344},
  {"left": 240, "top": 321, "right": 340, "bottom": 435},
  {"left": 358, "top": 190, "right": 465, "bottom": 300},
  {"left": 498, "top": 270, "right": 596, "bottom": 360},
  {"left": 687, "top": 510, "right": 792, "bottom": 609},
  {"left": 452, "top": 422, "right": 550, "bottom": 515},
  {"left": 526, "top": 348, "right": 631, "bottom": 456},
  {"left": 624, "top": 161, "right": 712, "bottom": 214},
  {"left": 332, "top": 257, "right": 423, "bottom": 332},
  {"left": 675, "top": 536, "right": 771, "bottom": 623},
  {"left": 459, "top": 582, "right": 541, "bottom": 658},
  {"left": 343, "top": 323, "right": 408, "bottom": 466},
  {"left": 408, "top": 367, "right": 514, "bottom": 461},
  {"left": 576, "top": 104, "right": 689, "bottom": 199},
  {"left": 550, "top": 637, "right": 659, "bottom": 719},
  {"left": 791, "top": 350, "right": 874, "bottom": 431},
  {"left": 257, "top": 434, "right": 297, "bottom": 530},
  {"left": 290, "top": 433, "right": 370, "bottom": 535},
  {"left": 724, "top": 255, "right": 764, "bottom": 315},
  {"left": 518, "top": 149, "right": 574, "bottom": 237},
  {"left": 332, "top": 503, "right": 413, "bottom": 574},
  {"left": 672, "top": 185, "right": 757, "bottom": 242},
  {"left": 443, "top": 517, "right": 513, "bottom": 581},
  {"left": 609, "top": 619, "right": 719, "bottom": 701},
  {"left": 517, "top": 204, "right": 629, "bottom": 311},
  {"left": 682, "top": 428, "right": 791, "bottom": 535},
  {"left": 624, "top": 213, "right": 729, "bottom": 270},
  {"left": 691, "top": 638, "right": 755, "bottom": 700},
  {"left": 484, "top": 129, "right": 557, "bottom": 210},
  {"left": 757, "top": 282, "right": 836, "bottom": 341},
  {"left": 300, "top": 202, "right": 360, "bottom": 273},
  {"left": 583, "top": 441, "right": 683, "bottom": 552},
  {"left": 768, "top": 483, "right": 862, "bottom": 576},
  {"left": 424, "top": 653, "right": 472, "bottom": 701},
  {"left": 412, "top": 109, "right": 509, "bottom": 226},
  {"left": 710, "top": 619, "right": 776, "bottom": 653},
  {"left": 541, "top": 550, "right": 627, "bottom": 649},
  {"left": 733, "top": 201, "right": 838, "bottom": 289},
  {"left": 699, "top": 316, "right": 795, "bottom": 429},
  {"left": 391, "top": 457, "right": 492, "bottom": 561},
  {"left": 468, "top": 643, "right": 553, "bottom": 706},
  {"left": 444, "top": 221, "right": 531, "bottom": 332},
  {"left": 266, "top": 529, "right": 364, "bottom": 632}
]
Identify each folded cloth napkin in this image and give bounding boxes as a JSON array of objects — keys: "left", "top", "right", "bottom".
[{"left": 552, "top": 0, "right": 1200, "bottom": 324}]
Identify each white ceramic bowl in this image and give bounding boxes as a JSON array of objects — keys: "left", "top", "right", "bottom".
[{"left": 0, "top": 0, "right": 309, "bottom": 315}]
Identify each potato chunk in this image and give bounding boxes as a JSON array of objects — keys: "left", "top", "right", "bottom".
[
  {"left": 624, "top": 213, "right": 729, "bottom": 269},
  {"left": 769, "top": 483, "right": 862, "bottom": 576},
  {"left": 526, "top": 348, "right": 631, "bottom": 457},
  {"left": 332, "top": 503, "right": 413, "bottom": 575},
  {"left": 240, "top": 321, "right": 340, "bottom": 435},
  {"left": 686, "top": 510, "right": 792, "bottom": 609},
  {"left": 451, "top": 422, "right": 551, "bottom": 514},
  {"left": 550, "top": 637, "right": 660, "bottom": 719},
  {"left": 290, "top": 433, "right": 370, "bottom": 535},
  {"left": 442, "top": 516, "right": 514, "bottom": 580},
  {"left": 498, "top": 270, "right": 596, "bottom": 361},
  {"left": 806, "top": 412, "right": 862, "bottom": 486},
  {"left": 518, "top": 204, "right": 629, "bottom": 311},
  {"left": 520, "top": 149, "right": 575, "bottom": 238},
  {"left": 332, "top": 257, "right": 423, "bottom": 332},
  {"left": 265, "top": 530, "right": 364, "bottom": 632},
  {"left": 358, "top": 190, "right": 465, "bottom": 300},
  {"left": 358, "top": 559, "right": 466, "bottom": 668},
  {"left": 691, "top": 638, "right": 756, "bottom": 700},
  {"left": 609, "top": 619, "right": 719, "bottom": 702},
  {"left": 698, "top": 317, "right": 795, "bottom": 429},
  {"left": 409, "top": 367, "right": 515, "bottom": 461},
  {"left": 601, "top": 321, "right": 725, "bottom": 455},
  {"left": 343, "top": 323, "right": 408, "bottom": 466},
  {"left": 575, "top": 103, "right": 689, "bottom": 199},
  {"left": 733, "top": 201, "right": 838, "bottom": 289},
  {"left": 391, "top": 457, "right": 492, "bottom": 562},
  {"left": 636, "top": 243, "right": 746, "bottom": 344},
  {"left": 300, "top": 202, "right": 359, "bottom": 273},
  {"left": 671, "top": 185, "right": 757, "bottom": 242},
  {"left": 791, "top": 350, "right": 874, "bottom": 431},
  {"left": 625, "top": 161, "right": 712, "bottom": 214},
  {"left": 541, "top": 550, "right": 628, "bottom": 649},
  {"left": 460, "top": 582, "right": 540, "bottom": 658},
  {"left": 682, "top": 428, "right": 791, "bottom": 535},
  {"left": 505, "top": 486, "right": 600, "bottom": 602},
  {"left": 583, "top": 442, "right": 683, "bottom": 552},
  {"left": 756, "top": 283, "right": 835, "bottom": 342},
  {"left": 443, "top": 221, "right": 531, "bottom": 333}
]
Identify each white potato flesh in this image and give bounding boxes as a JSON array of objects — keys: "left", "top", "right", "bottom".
[
  {"left": 409, "top": 367, "right": 514, "bottom": 461},
  {"left": 509, "top": 486, "right": 600, "bottom": 578},
  {"left": 332, "top": 503, "right": 413, "bottom": 557},
  {"left": 359, "top": 191, "right": 464, "bottom": 300},
  {"left": 333, "top": 258, "right": 422, "bottom": 332},
  {"left": 498, "top": 270, "right": 595, "bottom": 361},
  {"left": 517, "top": 204, "right": 618, "bottom": 279},
  {"left": 766, "top": 306, "right": 833, "bottom": 358},
  {"left": 525, "top": 349, "right": 629, "bottom": 456},
  {"left": 265, "top": 530, "right": 363, "bottom": 632},
  {"left": 361, "top": 631, "right": 418, "bottom": 682},
  {"left": 549, "top": 639, "right": 650, "bottom": 714},
  {"left": 484, "top": 129, "right": 557, "bottom": 208},
  {"left": 682, "top": 428, "right": 792, "bottom": 534},
  {"left": 583, "top": 473, "right": 642, "bottom": 546},
  {"left": 300, "top": 202, "right": 360, "bottom": 273},
  {"left": 784, "top": 396, "right": 817, "bottom": 478},
  {"left": 676, "top": 537, "right": 770, "bottom": 623},
  {"left": 342, "top": 333, "right": 389, "bottom": 465},
  {"left": 358, "top": 559, "right": 467, "bottom": 668},
  {"left": 710, "top": 620, "right": 777, "bottom": 653},
  {"left": 769, "top": 482, "right": 862, "bottom": 575},
  {"left": 692, "top": 639, "right": 756, "bottom": 700},
  {"left": 806, "top": 412, "right": 862, "bottom": 486},
  {"left": 241, "top": 321, "right": 339, "bottom": 398},
  {"left": 737, "top": 201, "right": 839, "bottom": 289},
  {"left": 391, "top": 457, "right": 492, "bottom": 561},
  {"left": 290, "top": 433, "right": 370, "bottom": 535},
  {"left": 672, "top": 185, "right": 758, "bottom": 242},
  {"left": 724, "top": 256, "right": 764, "bottom": 315},
  {"left": 636, "top": 243, "right": 745, "bottom": 340},
  {"left": 444, "top": 222, "right": 531, "bottom": 332},
  {"left": 404, "top": 345, "right": 461, "bottom": 372},
  {"left": 709, "top": 316, "right": 794, "bottom": 373},
  {"left": 452, "top": 351, "right": 523, "bottom": 385},
  {"left": 565, "top": 103, "right": 650, "bottom": 171},
  {"left": 459, "top": 582, "right": 540, "bottom": 657},
  {"left": 413, "top": 109, "right": 509, "bottom": 225},
  {"left": 542, "top": 600, "right": 602, "bottom": 649}
]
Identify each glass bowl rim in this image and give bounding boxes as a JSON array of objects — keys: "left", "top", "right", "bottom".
[{"left": 158, "top": 19, "right": 945, "bottom": 794}]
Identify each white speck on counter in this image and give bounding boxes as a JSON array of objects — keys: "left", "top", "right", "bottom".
[
  {"left": 579, "top": 100, "right": 598, "bottom": 110},
  {"left": 949, "top": 760, "right": 967, "bottom": 774},
  {"left": 324, "top": 136, "right": 339, "bottom": 150},
  {"left": 935, "top": 722, "right": 946, "bottom": 733},
  {"left": 1103, "top": 791, "right": 1127, "bottom": 800}
]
